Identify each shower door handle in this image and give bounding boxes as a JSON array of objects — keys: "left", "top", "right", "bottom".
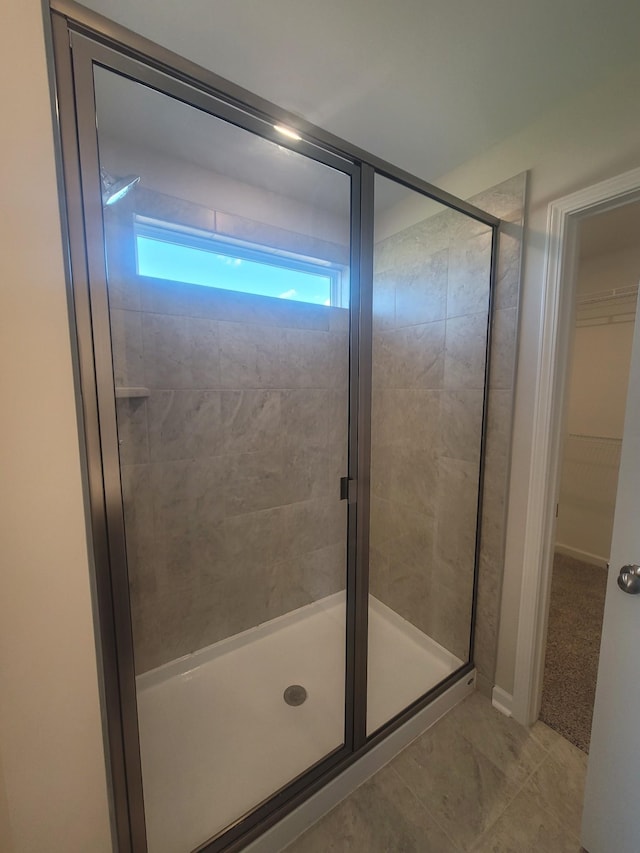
[
  {"left": 340, "top": 477, "right": 356, "bottom": 501},
  {"left": 617, "top": 564, "right": 640, "bottom": 595}
]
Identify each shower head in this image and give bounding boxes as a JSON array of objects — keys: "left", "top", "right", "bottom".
[{"left": 100, "top": 167, "right": 140, "bottom": 206}]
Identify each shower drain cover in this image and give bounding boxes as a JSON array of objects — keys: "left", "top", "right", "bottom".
[{"left": 284, "top": 684, "right": 307, "bottom": 706}]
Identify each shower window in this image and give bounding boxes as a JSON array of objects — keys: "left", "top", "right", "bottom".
[{"left": 134, "top": 218, "right": 347, "bottom": 306}]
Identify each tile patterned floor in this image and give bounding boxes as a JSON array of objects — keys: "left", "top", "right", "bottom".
[{"left": 283, "top": 692, "right": 588, "bottom": 852}]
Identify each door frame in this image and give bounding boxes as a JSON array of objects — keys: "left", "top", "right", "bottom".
[
  {"left": 47, "top": 2, "right": 499, "bottom": 851},
  {"left": 512, "top": 165, "right": 640, "bottom": 725}
]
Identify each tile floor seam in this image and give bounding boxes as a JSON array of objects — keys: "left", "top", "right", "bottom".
[
  {"left": 445, "top": 724, "right": 555, "bottom": 848},
  {"left": 523, "top": 748, "right": 587, "bottom": 842},
  {"left": 387, "top": 763, "right": 466, "bottom": 853},
  {"left": 465, "top": 731, "right": 579, "bottom": 850},
  {"left": 469, "top": 783, "right": 584, "bottom": 853},
  {"left": 529, "top": 723, "right": 561, "bottom": 753},
  {"left": 389, "top": 730, "right": 518, "bottom": 852}
]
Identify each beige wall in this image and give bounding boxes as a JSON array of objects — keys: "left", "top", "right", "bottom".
[
  {"left": 555, "top": 245, "right": 639, "bottom": 565},
  {"left": 566, "top": 323, "right": 635, "bottom": 440},
  {"left": 430, "top": 59, "right": 640, "bottom": 696},
  {"left": 0, "top": 2, "right": 112, "bottom": 852},
  {"left": 5, "top": 2, "right": 640, "bottom": 847}
]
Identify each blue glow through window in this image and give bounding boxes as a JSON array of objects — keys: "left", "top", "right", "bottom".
[{"left": 135, "top": 225, "right": 339, "bottom": 307}]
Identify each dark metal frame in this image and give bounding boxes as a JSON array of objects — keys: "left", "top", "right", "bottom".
[{"left": 46, "top": 2, "right": 500, "bottom": 851}]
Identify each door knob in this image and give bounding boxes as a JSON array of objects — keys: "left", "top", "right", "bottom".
[{"left": 617, "top": 564, "right": 640, "bottom": 595}]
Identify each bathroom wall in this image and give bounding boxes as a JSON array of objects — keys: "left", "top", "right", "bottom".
[
  {"left": 555, "top": 244, "right": 639, "bottom": 565},
  {"left": 370, "top": 175, "right": 525, "bottom": 690},
  {"left": 105, "top": 188, "right": 349, "bottom": 673},
  {"left": 100, "top": 135, "right": 350, "bottom": 251}
]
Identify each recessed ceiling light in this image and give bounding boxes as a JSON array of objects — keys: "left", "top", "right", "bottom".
[{"left": 274, "top": 124, "right": 302, "bottom": 141}]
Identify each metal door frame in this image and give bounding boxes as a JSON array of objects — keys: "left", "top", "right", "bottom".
[{"left": 46, "top": 2, "right": 499, "bottom": 850}]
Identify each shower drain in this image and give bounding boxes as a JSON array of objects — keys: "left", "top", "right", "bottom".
[{"left": 283, "top": 684, "right": 307, "bottom": 706}]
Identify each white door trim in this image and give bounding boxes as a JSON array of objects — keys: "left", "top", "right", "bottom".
[{"left": 512, "top": 166, "right": 640, "bottom": 725}]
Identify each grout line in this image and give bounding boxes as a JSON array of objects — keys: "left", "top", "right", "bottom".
[{"left": 387, "top": 764, "right": 466, "bottom": 853}]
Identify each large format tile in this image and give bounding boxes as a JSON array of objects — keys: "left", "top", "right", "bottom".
[
  {"left": 439, "top": 389, "right": 483, "bottom": 463},
  {"left": 530, "top": 719, "right": 567, "bottom": 752},
  {"left": 391, "top": 712, "right": 514, "bottom": 850},
  {"left": 131, "top": 583, "right": 214, "bottom": 672},
  {"left": 142, "top": 314, "right": 220, "bottom": 389},
  {"left": 154, "top": 525, "right": 228, "bottom": 594},
  {"left": 116, "top": 398, "right": 149, "bottom": 464},
  {"left": 285, "top": 498, "right": 347, "bottom": 558},
  {"left": 285, "top": 765, "right": 460, "bottom": 853},
  {"left": 524, "top": 737, "right": 588, "bottom": 839},
  {"left": 494, "top": 221, "right": 523, "bottom": 311},
  {"left": 266, "top": 542, "right": 346, "bottom": 620},
  {"left": 110, "top": 308, "right": 144, "bottom": 388},
  {"left": 373, "top": 321, "right": 445, "bottom": 389},
  {"left": 470, "top": 173, "right": 527, "bottom": 222},
  {"left": 280, "top": 329, "right": 346, "bottom": 388},
  {"left": 422, "top": 577, "right": 473, "bottom": 660},
  {"left": 449, "top": 694, "right": 548, "bottom": 787},
  {"left": 147, "top": 390, "right": 224, "bottom": 461},
  {"left": 371, "top": 388, "right": 440, "bottom": 449},
  {"left": 281, "top": 443, "right": 345, "bottom": 503},
  {"left": 218, "top": 321, "right": 281, "bottom": 388},
  {"left": 281, "top": 389, "right": 336, "bottom": 451},
  {"left": 488, "top": 308, "right": 517, "bottom": 390},
  {"left": 471, "top": 785, "right": 581, "bottom": 853},
  {"left": 369, "top": 496, "right": 435, "bottom": 569},
  {"left": 221, "top": 389, "right": 281, "bottom": 454},
  {"left": 371, "top": 556, "right": 432, "bottom": 637},
  {"left": 447, "top": 233, "right": 492, "bottom": 319},
  {"left": 297, "top": 542, "right": 346, "bottom": 601},
  {"left": 224, "top": 505, "right": 289, "bottom": 568},
  {"left": 223, "top": 449, "right": 286, "bottom": 516},
  {"left": 147, "top": 456, "right": 226, "bottom": 536},
  {"left": 473, "top": 555, "right": 502, "bottom": 680},
  {"left": 444, "top": 313, "right": 488, "bottom": 390},
  {"left": 372, "top": 269, "right": 397, "bottom": 331},
  {"left": 371, "top": 443, "right": 439, "bottom": 514},
  {"left": 394, "top": 250, "right": 448, "bottom": 328},
  {"left": 435, "top": 457, "right": 480, "bottom": 576}
]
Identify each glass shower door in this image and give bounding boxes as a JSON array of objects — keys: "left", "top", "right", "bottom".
[
  {"left": 367, "top": 174, "right": 493, "bottom": 733},
  {"left": 92, "top": 65, "right": 352, "bottom": 851}
]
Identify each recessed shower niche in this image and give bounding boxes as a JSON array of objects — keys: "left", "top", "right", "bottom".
[{"left": 50, "top": 5, "right": 516, "bottom": 851}]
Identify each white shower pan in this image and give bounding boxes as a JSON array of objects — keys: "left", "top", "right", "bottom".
[{"left": 135, "top": 592, "right": 462, "bottom": 853}]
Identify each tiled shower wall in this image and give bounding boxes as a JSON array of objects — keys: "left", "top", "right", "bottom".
[
  {"left": 105, "top": 189, "right": 349, "bottom": 674},
  {"left": 371, "top": 174, "right": 526, "bottom": 693}
]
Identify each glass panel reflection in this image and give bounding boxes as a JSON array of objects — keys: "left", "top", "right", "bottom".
[
  {"left": 367, "top": 175, "right": 492, "bottom": 733},
  {"left": 94, "top": 67, "right": 351, "bottom": 851}
]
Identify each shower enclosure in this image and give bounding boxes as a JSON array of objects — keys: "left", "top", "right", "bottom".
[{"left": 50, "top": 3, "right": 499, "bottom": 851}]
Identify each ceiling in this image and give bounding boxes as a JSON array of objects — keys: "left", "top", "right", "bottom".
[{"left": 81, "top": 0, "right": 640, "bottom": 186}]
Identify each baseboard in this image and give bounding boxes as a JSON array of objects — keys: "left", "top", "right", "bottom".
[
  {"left": 492, "top": 685, "right": 513, "bottom": 717},
  {"left": 554, "top": 543, "right": 608, "bottom": 569}
]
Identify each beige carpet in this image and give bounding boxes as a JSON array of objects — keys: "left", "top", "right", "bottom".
[{"left": 539, "top": 552, "right": 608, "bottom": 753}]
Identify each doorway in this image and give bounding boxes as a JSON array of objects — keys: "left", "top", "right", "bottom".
[
  {"left": 511, "top": 166, "right": 640, "bottom": 732},
  {"left": 539, "top": 202, "right": 640, "bottom": 751}
]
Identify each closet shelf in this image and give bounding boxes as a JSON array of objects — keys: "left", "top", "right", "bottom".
[{"left": 115, "top": 386, "right": 150, "bottom": 399}]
